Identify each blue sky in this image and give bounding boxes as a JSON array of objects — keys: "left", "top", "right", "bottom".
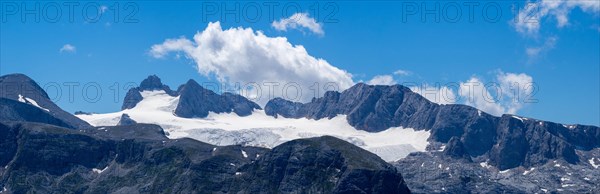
[{"left": 1, "top": 1, "right": 599, "bottom": 126}]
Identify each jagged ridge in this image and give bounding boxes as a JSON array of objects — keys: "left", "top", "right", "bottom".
[{"left": 265, "top": 83, "right": 600, "bottom": 170}]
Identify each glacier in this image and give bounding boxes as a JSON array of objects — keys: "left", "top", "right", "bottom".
[{"left": 77, "top": 90, "right": 431, "bottom": 162}]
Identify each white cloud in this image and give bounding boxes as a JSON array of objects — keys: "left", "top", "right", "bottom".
[
  {"left": 526, "top": 36, "right": 557, "bottom": 59},
  {"left": 514, "top": 0, "right": 600, "bottom": 35},
  {"left": 402, "top": 71, "right": 535, "bottom": 115},
  {"left": 410, "top": 84, "right": 457, "bottom": 105},
  {"left": 59, "top": 44, "right": 76, "bottom": 53},
  {"left": 150, "top": 22, "right": 353, "bottom": 105},
  {"left": 459, "top": 77, "right": 507, "bottom": 116},
  {"left": 458, "top": 71, "right": 535, "bottom": 116},
  {"left": 367, "top": 75, "right": 396, "bottom": 85},
  {"left": 272, "top": 13, "right": 324, "bottom": 36},
  {"left": 393, "top": 69, "right": 412, "bottom": 76},
  {"left": 496, "top": 71, "right": 535, "bottom": 113}
]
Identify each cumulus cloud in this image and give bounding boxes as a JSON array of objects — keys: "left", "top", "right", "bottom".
[
  {"left": 410, "top": 84, "right": 457, "bottom": 105},
  {"left": 272, "top": 13, "right": 324, "bottom": 36},
  {"left": 393, "top": 69, "right": 412, "bottom": 76},
  {"left": 459, "top": 77, "right": 507, "bottom": 116},
  {"left": 367, "top": 75, "right": 396, "bottom": 85},
  {"left": 150, "top": 22, "right": 353, "bottom": 105},
  {"left": 458, "top": 71, "right": 535, "bottom": 116},
  {"left": 365, "top": 69, "right": 411, "bottom": 85},
  {"left": 401, "top": 71, "right": 535, "bottom": 115},
  {"left": 514, "top": 0, "right": 600, "bottom": 35},
  {"left": 59, "top": 44, "right": 76, "bottom": 53}
]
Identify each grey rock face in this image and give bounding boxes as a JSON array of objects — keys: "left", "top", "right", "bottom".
[
  {"left": 121, "top": 75, "right": 176, "bottom": 110},
  {"left": 121, "top": 88, "right": 143, "bottom": 110},
  {"left": 265, "top": 83, "right": 600, "bottom": 170},
  {"left": 0, "top": 74, "right": 91, "bottom": 129},
  {"left": 264, "top": 97, "right": 303, "bottom": 118},
  {"left": 138, "top": 75, "right": 174, "bottom": 93},
  {"left": 0, "top": 121, "right": 410, "bottom": 194},
  {"left": 235, "top": 136, "right": 411, "bottom": 193},
  {"left": 174, "top": 79, "right": 261, "bottom": 118},
  {"left": 117, "top": 114, "right": 136, "bottom": 126},
  {"left": 393, "top": 150, "right": 600, "bottom": 193},
  {"left": 121, "top": 75, "right": 261, "bottom": 117},
  {"left": 443, "top": 137, "right": 471, "bottom": 162},
  {"left": 0, "top": 98, "right": 74, "bottom": 129},
  {"left": 264, "top": 83, "right": 430, "bottom": 132}
]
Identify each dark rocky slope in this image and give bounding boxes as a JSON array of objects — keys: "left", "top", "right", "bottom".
[
  {"left": 234, "top": 136, "right": 410, "bottom": 193},
  {"left": 174, "top": 79, "right": 261, "bottom": 118},
  {"left": 0, "top": 74, "right": 91, "bottom": 129},
  {"left": 0, "top": 98, "right": 74, "bottom": 129},
  {"left": 393, "top": 149, "right": 600, "bottom": 193},
  {"left": 0, "top": 121, "right": 410, "bottom": 194},
  {"left": 265, "top": 83, "right": 600, "bottom": 170}
]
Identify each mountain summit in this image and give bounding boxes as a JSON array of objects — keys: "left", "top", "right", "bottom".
[
  {"left": 121, "top": 75, "right": 261, "bottom": 117},
  {"left": 122, "top": 75, "right": 176, "bottom": 110},
  {"left": 0, "top": 74, "right": 91, "bottom": 129},
  {"left": 174, "top": 79, "right": 261, "bottom": 118}
]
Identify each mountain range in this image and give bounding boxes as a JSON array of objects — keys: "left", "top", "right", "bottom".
[{"left": 1, "top": 73, "right": 599, "bottom": 193}]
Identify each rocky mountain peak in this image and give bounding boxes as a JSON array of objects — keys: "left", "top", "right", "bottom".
[
  {"left": 138, "top": 75, "right": 171, "bottom": 93},
  {"left": 0, "top": 74, "right": 91, "bottom": 129},
  {"left": 0, "top": 73, "right": 49, "bottom": 100},
  {"left": 174, "top": 78, "right": 260, "bottom": 118},
  {"left": 122, "top": 75, "right": 175, "bottom": 110}
]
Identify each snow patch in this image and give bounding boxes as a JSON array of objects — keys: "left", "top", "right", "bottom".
[
  {"left": 18, "top": 94, "right": 49, "bottom": 111},
  {"left": 17, "top": 94, "right": 25, "bottom": 102},
  {"left": 438, "top": 145, "right": 446, "bottom": 152},
  {"left": 77, "top": 90, "right": 431, "bottom": 162},
  {"left": 477, "top": 110, "right": 482, "bottom": 116},
  {"left": 241, "top": 150, "right": 248, "bottom": 158},
  {"left": 522, "top": 167, "right": 535, "bottom": 175},
  {"left": 92, "top": 166, "right": 109, "bottom": 174},
  {"left": 589, "top": 158, "right": 599, "bottom": 169},
  {"left": 511, "top": 115, "right": 526, "bottom": 122},
  {"left": 479, "top": 162, "right": 491, "bottom": 168}
]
